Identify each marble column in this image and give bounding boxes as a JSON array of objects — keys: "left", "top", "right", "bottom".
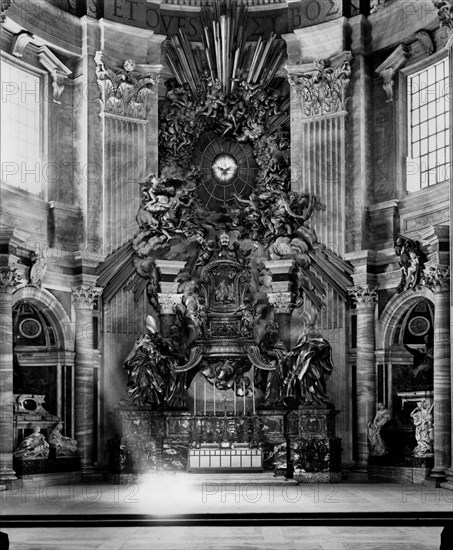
[
  {"left": 423, "top": 266, "right": 451, "bottom": 479},
  {"left": 0, "top": 268, "right": 22, "bottom": 485},
  {"left": 348, "top": 285, "right": 378, "bottom": 471},
  {"left": 268, "top": 292, "right": 293, "bottom": 350},
  {"left": 72, "top": 285, "right": 103, "bottom": 473}
]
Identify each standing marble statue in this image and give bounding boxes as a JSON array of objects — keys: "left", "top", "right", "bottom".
[
  {"left": 367, "top": 403, "right": 391, "bottom": 456},
  {"left": 410, "top": 400, "right": 434, "bottom": 456},
  {"left": 49, "top": 422, "right": 78, "bottom": 456},
  {"left": 123, "top": 315, "right": 183, "bottom": 407},
  {"left": 14, "top": 427, "right": 50, "bottom": 459},
  {"left": 284, "top": 312, "right": 334, "bottom": 407}
]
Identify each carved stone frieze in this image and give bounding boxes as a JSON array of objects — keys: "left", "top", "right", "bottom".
[
  {"left": 0, "top": 268, "right": 22, "bottom": 293},
  {"left": 288, "top": 58, "right": 351, "bottom": 117},
  {"left": 1, "top": 0, "right": 12, "bottom": 23},
  {"left": 422, "top": 265, "right": 450, "bottom": 292},
  {"left": 95, "top": 52, "right": 159, "bottom": 120},
  {"left": 370, "top": 0, "right": 388, "bottom": 13},
  {"left": 432, "top": 1, "right": 453, "bottom": 30},
  {"left": 347, "top": 285, "right": 378, "bottom": 308},
  {"left": 72, "top": 285, "right": 103, "bottom": 309}
]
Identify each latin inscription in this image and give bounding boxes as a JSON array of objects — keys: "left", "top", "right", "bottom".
[{"left": 104, "top": 0, "right": 342, "bottom": 38}]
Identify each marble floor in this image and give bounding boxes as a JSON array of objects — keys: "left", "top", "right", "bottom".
[{"left": 1, "top": 474, "right": 452, "bottom": 549}]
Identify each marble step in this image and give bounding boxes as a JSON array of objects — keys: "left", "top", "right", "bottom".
[{"left": 143, "top": 471, "right": 298, "bottom": 485}]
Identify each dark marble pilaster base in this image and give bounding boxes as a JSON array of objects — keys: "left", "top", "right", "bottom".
[
  {"left": 368, "top": 454, "right": 434, "bottom": 484},
  {"left": 13, "top": 456, "right": 81, "bottom": 476},
  {"left": 287, "top": 407, "right": 341, "bottom": 483}
]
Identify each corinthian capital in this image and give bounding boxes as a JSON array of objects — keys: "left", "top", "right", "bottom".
[
  {"left": 348, "top": 285, "right": 378, "bottom": 308},
  {"left": 268, "top": 292, "right": 293, "bottom": 314},
  {"left": 422, "top": 265, "right": 450, "bottom": 292},
  {"left": 0, "top": 268, "right": 22, "bottom": 293},
  {"left": 157, "top": 293, "right": 182, "bottom": 314},
  {"left": 95, "top": 52, "right": 160, "bottom": 120},
  {"left": 288, "top": 57, "right": 351, "bottom": 118},
  {"left": 72, "top": 285, "right": 103, "bottom": 309}
]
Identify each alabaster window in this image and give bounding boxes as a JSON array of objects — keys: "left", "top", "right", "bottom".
[
  {"left": 1, "top": 59, "right": 42, "bottom": 195},
  {"left": 406, "top": 57, "right": 450, "bottom": 192}
]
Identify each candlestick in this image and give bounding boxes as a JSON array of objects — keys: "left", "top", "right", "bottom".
[
  {"left": 204, "top": 379, "right": 207, "bottom": 415},
  {"left": 213, "top": 380, "right": 216, "bottom": 415},
  {"left": 252, "top": 375, "right": 255, "bottom": 415},
  {"left": 193, "top": 380, "right": 196, "bottom": 415},
  {"left": 243, "top": 380, "right": 246, "bottom": 415},
  {"left": 233, "top": 383, "right": 237, "bottom": 415}
]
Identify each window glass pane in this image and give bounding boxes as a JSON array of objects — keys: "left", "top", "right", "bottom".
[
  {"left": 1, "top": 60, "right": 41, "bottom": 195},
  {"left": 407, "top": 58, "right": 449, "bottom": 191}
]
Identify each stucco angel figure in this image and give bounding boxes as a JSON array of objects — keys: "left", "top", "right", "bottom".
[
  {"left": 367, "top": 403, "right": 391, "bottom": 456},
  {"left": 284, "top": 312, "right": 334, "bottom": 407},
  {"left": 14, "top": 427, "right": 50, "bottom": 459}
]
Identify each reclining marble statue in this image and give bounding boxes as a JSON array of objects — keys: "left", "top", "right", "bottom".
[{"left": 14, "top": 426, "right": 50, "bottom": 459}]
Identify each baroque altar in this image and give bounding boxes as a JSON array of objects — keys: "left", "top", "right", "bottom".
[
  {"left": 109, "top": 238, "right": 342, "bottom": 482},
  {"left": 104, "top": 0, "right": 352, "bottom": 484}
]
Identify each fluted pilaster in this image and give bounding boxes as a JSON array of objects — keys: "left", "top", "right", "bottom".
[
  {"left": 0, "top": 268, "right": 22, "bottom": 484},
  {"left": 348, "top": 285, "right": 378, "bottom": 470},
  {"left": 423, "top": 266, "right": 451, "bottom": 478},
  {"left": 72, "top": 285, "right": 102, "bottom": 473}
]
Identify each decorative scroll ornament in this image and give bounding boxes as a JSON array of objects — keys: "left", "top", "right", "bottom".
[
  {"left": 288, "top": 59, "right": 351, "bottom": 118},
  {"left": 38, "top": 46, "right": 72, "bottom": 104},
  {"left": 432, "top": 1, "right": 453, "bottom": 30},
  {"left": 72, "top": 285, "right": 103, "bottom": 309},
  {"left": 1, "top": 0, "right": 12, "bottom": 23},
  {"left": 0, "top": 268, "right": 22, "bottom": 293},
  {"left": 422, "top": 265, "right": 450, "bottom": 291},
  {"left": 95, "top": 52, "right": 159, "bottom": 119},
  {"left": 246, "top": 345, "right": 278, "bottom": 370},
  {"left": 347, "top": 285, "right": 378, "bottom": 307},
  {"left": 171, "top": 345, "right": 204, "bottom": 373},
  {"left": 12, "top": 30, "right": 34, "bottom": 58}
]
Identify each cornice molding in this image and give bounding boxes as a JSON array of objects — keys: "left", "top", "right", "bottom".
[
  {"left": 95, "top": 51, "right": 161, "bottom": 120},
  {"left": 287, "top": 52, "right": 352, "bottom": 118}
]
